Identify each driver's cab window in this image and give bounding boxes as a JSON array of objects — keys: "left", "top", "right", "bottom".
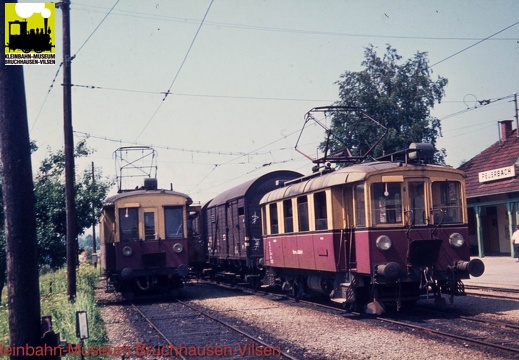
[
  {"left": 371, "top": 182, "right": 402, "bottom": 225},
  {"left": 408, "top": 182, "right": 426, "bottom": 225},
  {"left": 119, "top": 207, "right": 139, "bottom": 242},
  {"left": 165, "top": 206, "right": 184, "bottom": 238},
  {"left": 432, "top": 181, "right": 462, "bottom": 223}
]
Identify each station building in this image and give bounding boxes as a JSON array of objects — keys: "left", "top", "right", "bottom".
[{"left": 458, "top": 120, "right": 519, "bottom": 258}]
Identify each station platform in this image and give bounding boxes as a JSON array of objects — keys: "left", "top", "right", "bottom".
[{"left": 463, "top": 256, "right": 519, "bottom": 290}]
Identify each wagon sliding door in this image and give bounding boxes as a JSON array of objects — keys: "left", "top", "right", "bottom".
[{"left": 226, "top": 200, "right": 244, "bottom": 259}]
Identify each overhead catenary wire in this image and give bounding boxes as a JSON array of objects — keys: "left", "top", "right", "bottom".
[
  {"left": 439, "top": 93, "right": 517, "bottom": 121},
  {"left": 72, "top": 0, "right": 121, "bottom": 57},
  {"left": 68, "top": 83, "right": 333, "bottom": 102},
  {"left": 187, "top": 126, "right": 304, "bottom": 193},
  {"left": 29, "top": 0, "right": 120, "bottom": 133},
  {"left": 135, "top": 0, "right": 214, "bottom": 141},
  {"left": 30, "top": 62, "right": 63, "bottom": 133},
  {"left": 72, "top": 3, "right": 518, "bottom": 42},
  {"left": 429, "top": 20, "right": 519, "bottom": 68},
  {"left": 74, "top": 130, "right": 288, "bottom": 157}
]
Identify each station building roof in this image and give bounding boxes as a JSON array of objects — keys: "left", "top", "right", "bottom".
[{"left": 458, "top": 120, "right": 519, "bottom": 199}]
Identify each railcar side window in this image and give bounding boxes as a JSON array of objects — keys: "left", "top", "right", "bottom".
[
  {"left": 119, "top": 208, "right": 139, "bottom": 242},
  {"left": 371, "top": 182, "right": 402, "bottom": 225},
  {"left": 314, "top": 192, "right": 328, "bottom": 230},
  {"left": 165, "top": 207, "right": 184, "bottom": 238},
  {"left": 269, "top": 203, "right": 279, "bottom": 234},
  {"left": 354, "top": 184, "right": 366, "bottom": 227},
  {"left": 408, "top": 182, "right": 426, "bottom": 225},
  {"left": 283, "top": 199, "right": 294, "bottom": 233},
  {"left": 297, "top": 196, "right": 309, "bottom": 231},
  {"left": 432, "top": 181, "right": 462, "bottom": 223}
]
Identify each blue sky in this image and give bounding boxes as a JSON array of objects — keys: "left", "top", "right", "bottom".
[{"left": 21, "top": 0, "right": 519, "bottom": 203}]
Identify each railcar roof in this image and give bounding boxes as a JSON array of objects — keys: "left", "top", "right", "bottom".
[
  {"left": 103, "top": 189, "right": 192, "bottom": 207},
  {"left": 260, "top": 161, "right": 462, "bottom": 204},
  {"left": 208, "top": 170, "right": 303, "bottom": 208}
]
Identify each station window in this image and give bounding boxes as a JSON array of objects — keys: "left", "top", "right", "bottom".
[
  {"left": 314, "top": 192, "right": 328, "bottom": 230},
  {"left": 269, "top": 203, "right": 279, "bottom": 234},
  {"left": 119, "top": 207, "right": 139, "bottom": 242},
  {"left": 165, "top": 206, "right": 184, "bottom": 238},
  {"left": 297, "top": 196, "right": 309, "bottom": 231},
  {"left": 354, "top": 184, "right": 366, "bottom": 227},
  {"left": 432, "top": 181, "right": 462, "bottom": 223},
  {"left": 371, "top": 182, "right": 402, "bottom": 225},
  {"left": 283, "top": 199, "right": 294, "bottom": 233}
]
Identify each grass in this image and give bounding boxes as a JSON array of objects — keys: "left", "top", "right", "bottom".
[{"left": 0, "top": 264, "right": 108, "bottom": 359}]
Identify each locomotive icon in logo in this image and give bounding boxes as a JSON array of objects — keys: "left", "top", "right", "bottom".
[{"left": 5, "top": 3, "right": 55, "bottom": 54}]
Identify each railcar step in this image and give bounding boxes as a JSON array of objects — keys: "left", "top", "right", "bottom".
[{"left": 330, "top": 298, "right": 347, "bottom": 304}]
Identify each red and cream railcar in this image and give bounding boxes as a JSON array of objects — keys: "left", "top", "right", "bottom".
[
  {"left": 260, "top": 158, "right": 484, "bottom": 312},
  {"left": 100, "top": 178, "right": 201, "bottom": 299}
]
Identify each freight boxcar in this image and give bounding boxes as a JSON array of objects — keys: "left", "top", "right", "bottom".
[{"left": 202, "top": 170, "right": 302, "bottom": 286}]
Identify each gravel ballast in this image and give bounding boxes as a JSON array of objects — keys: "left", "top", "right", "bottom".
[{"left": 97, "top": 282, "right": 519, "bottom": 359}]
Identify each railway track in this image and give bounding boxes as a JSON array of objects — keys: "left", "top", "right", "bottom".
[
  {"left": 464, "top": 285, "right": 519, "bottom": 301},
  {"left": 374, "top": 312, "right": 519, "bottom": 357},
  {"left": 98, "top": 279, "right": 519, "bottom": 359},
  {"left": 208, "top": 281, "right": 519, "bottom": 358},
  {"left": 130, "top": 299, "right": 298, "bottom": 360}
]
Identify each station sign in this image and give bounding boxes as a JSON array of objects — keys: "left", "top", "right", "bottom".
[{"left": 478, "top": 165, "right": 515, "bottom": 183}]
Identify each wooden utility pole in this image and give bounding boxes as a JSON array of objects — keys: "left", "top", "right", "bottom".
[
  {"left": 91, "top": 161, "right": 96, "bottom": 255},
  {"left": 62, "top": 0, "right": 77, "bottom": 300},
  {"left": 0, "top": 3, "right": 42, "bottom": 355},
  {"left": 514, "top": 93, "right": 518, "bottom": 138}
]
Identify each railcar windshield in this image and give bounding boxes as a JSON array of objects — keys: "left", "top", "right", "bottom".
[
  {"left": 371, "top": 182, "right": 403, "bottom": 225},
  {"left": 165, "top": 206, "right": 184, "bottom": 238},
  {"left": 119, "top": 208, "right": 139, "bottom": 242},
  {"left": 432, "top": 181, "right": 462, "bottom": 223}
]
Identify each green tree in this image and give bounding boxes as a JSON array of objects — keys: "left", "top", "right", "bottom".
[
  {"left": 33, "top": 140, "right": 113, "bottom": 268},
  {"left": 327, "top": 44, "right": 448, "bottom": 163}
]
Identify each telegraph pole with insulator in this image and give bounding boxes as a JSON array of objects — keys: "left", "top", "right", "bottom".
[{"left": 60, "top": 0, "right": 77, "bottom": 301}]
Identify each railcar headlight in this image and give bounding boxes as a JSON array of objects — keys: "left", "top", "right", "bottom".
[
  {"left": 173, "top": 243, "right": 183, "bottom": 253},
  {"left": 122, "top": 246, "right": 133, "bottom": 256},
  {"left": 449, "top": 233, "right": 465, "bottom": 248},
  {"left": 376, "top": 235, "right": 392, "bottom": 251}
]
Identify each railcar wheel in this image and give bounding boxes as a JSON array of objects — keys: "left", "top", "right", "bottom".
[
  {"left": 293, "top": 278, "right": 304, "bottom": 302},
  {"left": 168, "top": 287, "right": 184, "bottom": 300},
  {"left": 401, "top": 300, "right": 417, "bottom": 309},
  {"left": 250, "top": 277, "right": 260, "bottom": 292},
  {"left": 122, "top": 291, "right": 135, "bottom": 302}
]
